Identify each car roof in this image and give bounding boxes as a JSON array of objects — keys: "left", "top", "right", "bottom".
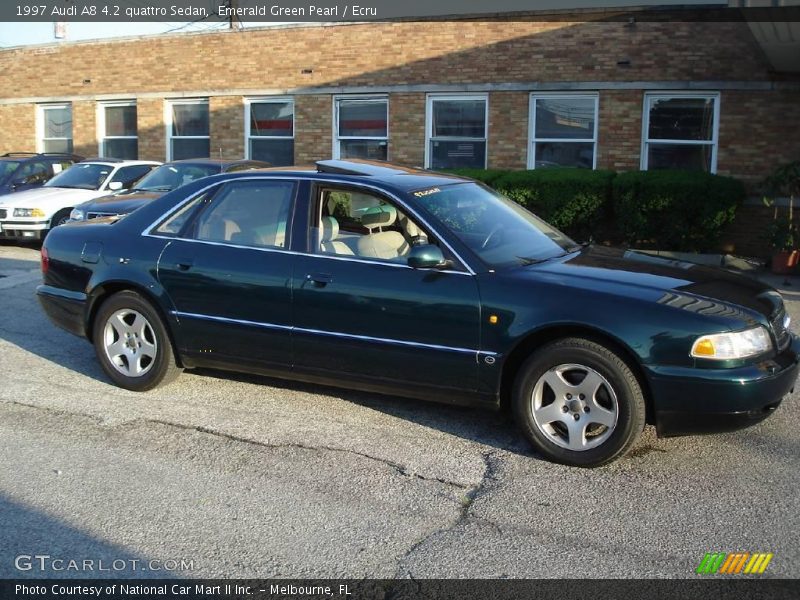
[
  {"left": 235, "top": 160, "right": 469, "bottom": 192},
  {"left": 164, "top": 158, "right": 269, "bottom": 168},
  {"left": 78, "top": 160, "right": 161, "bottom": 167},
  {"left": 0, "top": 152, "right": 83, "bottom": 162}
]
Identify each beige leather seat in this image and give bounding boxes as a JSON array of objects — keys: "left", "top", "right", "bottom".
[
  {"left": 398, "top": 212, "right": 428, "bottom": 247},
  {"left": 357, "top": 205, "right": 408, "bottom": 260},
  {"left": 319, "top": 216, "right": 354, "bottom": 255}
]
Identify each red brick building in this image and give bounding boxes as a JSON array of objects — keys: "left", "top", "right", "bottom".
[{"left": 0, "top": 10, "right": 798, "bottom": 254}]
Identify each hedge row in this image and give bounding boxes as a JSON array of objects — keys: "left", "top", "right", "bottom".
[{"left": 445, "top": 168, "right": 745, "bottom": 252}]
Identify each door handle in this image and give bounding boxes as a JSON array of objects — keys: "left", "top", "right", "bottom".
[
  {"left": 176, "top": 258, "right": 194, "bottom": 271},
  {"left": 306, "top": 272, "right": 333, "bottom": 287}
]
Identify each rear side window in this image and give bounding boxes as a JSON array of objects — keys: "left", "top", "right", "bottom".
[
  {"left": 110, "top": 164, "right": 155, "bottom": 189},
  {"left": 190, "top": 180, "right": 295, "bottom": 249}
]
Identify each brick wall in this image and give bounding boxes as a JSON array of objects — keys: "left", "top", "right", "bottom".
[
  {"left": 488, "top": 92, "right": 528, "bottom": 169},
  {"left": 597, "top": 90, "right": 642, "bottom": 172},
  {"left": 0, "top": 104, "right": 35, "bottom": 154},
  {"left": 137, "top": 98, "right": 165, "bottom": 162},
  {"left": 72, "top": 101, "right": 97, "bottom": 158},
  {"left": 389, "top": 93, "right": 425, "bottom": 167},
  {"left": 295, "top": 95, "right": 332, "bottom": 164},
  {"left": 210, "top": 96, "right": 245, "bottom": 160}
]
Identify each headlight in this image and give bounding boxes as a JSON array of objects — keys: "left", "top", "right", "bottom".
[
  {"left": 691, "top": 326, "right": 772, "bottom": 360},
  {"left": 13, "top": 208, "right": 46, "bottom": 218},
  {"left": 69, "top": 208, "right": 85, "bottom": 221}
]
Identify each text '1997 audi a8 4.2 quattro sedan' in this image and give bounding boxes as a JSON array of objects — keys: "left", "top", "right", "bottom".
[{"left": 36, "top": 160, "right": 798, "bottom": 467}]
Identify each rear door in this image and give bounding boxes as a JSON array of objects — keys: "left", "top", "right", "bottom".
[{"left": 156, "top": 178, "right": 297, "bottom": 371}]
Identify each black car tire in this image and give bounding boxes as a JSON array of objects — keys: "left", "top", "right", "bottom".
[
  {"left": 50, "top": 208, "right": 72, "bottom": 229},
  {"left": 92, "top": 290, "right": 182, "bottom": 391},
  {"left": 513, "top": 337, "right": 645, "bottom": 467}
]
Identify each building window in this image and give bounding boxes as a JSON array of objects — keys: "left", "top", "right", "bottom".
[
  {"left": 529, "top": 94, "right": 598, "bottom": 169},
  {"left": 245, "top": 98, "right": 294, "bottom": 166},
  {"left": 38, "top": 104, "right": 73, "bottom": 153},
  {"left": 167, "top": 99, "right": 209, "bottom": 160},
  {"left": 333, "top": 96, "right": 388, "bottom": 160},
  {"left": 426, "top": 94, "right": 487, "bottom": 169},
  {"left": 642, "top": 93, "right": 719, "bottom": 172},
  {"left": 99, "top": 101, "right": 138, "bottom": 159}
]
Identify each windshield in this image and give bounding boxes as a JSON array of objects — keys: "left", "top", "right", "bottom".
[
  {"left": 0, "top": 161, "right": 20, "bottom": 179},
  {"left": 133, "top": 163, "right": 220, "bottom": 192},
  {"left": 45, "top": 163, "right": 111, "bottom": 190},
  {"left": 413, "top": 182, "right": 577, "bottom": 269}
]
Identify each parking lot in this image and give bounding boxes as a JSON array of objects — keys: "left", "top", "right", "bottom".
[{"left": 1, "top": 241, "right": 799, "bottom": 579}]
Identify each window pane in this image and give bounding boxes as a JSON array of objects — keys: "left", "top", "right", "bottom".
[
  {"left": 171, "top": 103, "right": 209, "bottom": 136},
  {"left": 430, "top": 140, "right": 486, "bottom": 169},
  {"left": 43, "top": 139, "right": 73, "bottom": 153},
  {"left": 535, "top": 98, "right": 595, "bottom": 140},
  {"left": 194, "top": 181, "right": 295, "bottom": 248},
  {"left": 43, "top": 107, "right": 72, "bottom": 138},
  {"left": 648, "top": 97, "right": 714, "bottom": 141},
  {"left": 105, "top": 105, "right": 137, "bottom": 137},
  {"left": 250, "top": 139, "right": 294, "bottom": 166},
  {"left": 432, "top": 100, "right": 485, "bottom": 138},
  {"left": 338, "top": 100, "right": 387, "bottom": 137},
  {"left": 534, "top": 142, "right": 594, "bottom": 169},
  {"left": 647, "top": 143, "right": 713, "bottom": 171},
  {"left": 339, "top": 140, "right": 387, "bottom": 161},
  {"left": 103, "top": 138, "right": 138, "bottom": 160},
  {"left": 171, "top": 138, "right": 210, "bottom": 160},
  {"left": 250, "top": 102, "right": 293, "bottom": 137}
]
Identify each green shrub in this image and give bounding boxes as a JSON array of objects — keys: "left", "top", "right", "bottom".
[
  {"left": 448, "top": 167, "right": 614, "bottom": 241},
  {"left": 612, "top": 170, "right": 744, "bottom": 252}
]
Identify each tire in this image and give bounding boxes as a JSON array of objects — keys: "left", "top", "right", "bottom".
[
  {"left": 44, "top": 208, "right": 72, "bottom": 239},
  {"left": 92, "top": 290, "right": 182, "bottom": 391},
  {"left": 512, "top": 337, "right": 645, "bottom": 468}
]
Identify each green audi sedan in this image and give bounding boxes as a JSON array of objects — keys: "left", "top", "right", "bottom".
[{"left": 37, "top": 160, "right": 798, "bottom": 467}]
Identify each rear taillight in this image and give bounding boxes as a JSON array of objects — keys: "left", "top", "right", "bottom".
[{"left": 41, "top": 245, "right": 49, "bottom": 275}]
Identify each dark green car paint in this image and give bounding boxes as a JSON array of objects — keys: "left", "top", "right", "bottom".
[{"left": 37, "top": 167, "right": 799, "bottom": 437}]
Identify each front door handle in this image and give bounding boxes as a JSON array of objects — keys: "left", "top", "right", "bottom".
[
  {"left": 176, "top": 258, "right": 194, "bottom": 271},
  {"left": 306, "top": 272, "right": 333, "bottom": 287}
]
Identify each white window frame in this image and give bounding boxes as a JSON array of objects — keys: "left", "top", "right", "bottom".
[
  {"left": 244, "top": 96, "right": 295, "bottom": 163},
  {"left": 36, "top": 103, "right": 73, "bottom": 154},
  {"left": 97, "top": 100, "right": 137, "bottom": 159},
  {"left": 641, "top": 92, "right": 720, "bottom": 173},
  {"left": 528, "top": 93, "right": 599, "bottom": 170},
  {"left": 165, "top": 98, "right": 209, "bottom": 161},
  {"left": 332, "top": 95, "right": 389, "bottom": 160},
  {"left": 425, "top": 93, "right": 488, "bottom": 169}
]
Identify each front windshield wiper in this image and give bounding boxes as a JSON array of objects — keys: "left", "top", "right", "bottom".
[
  {"left": 517, "top": 245, "right": 585, "bottom": 266},
  {"left": 48, "top": 185, "right": 93, "bottom": 190},
  {"left": 139, "top": 186, "right": 173, "bottom": 192}
]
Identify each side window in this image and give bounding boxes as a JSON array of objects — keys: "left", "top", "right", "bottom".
[
  {"left": 191, "top": 180, "right": 294, "bottom": 248},
  {"left": 110, "top": 165, "right": 155, "bottom": 189},
  {"left": 16, "top": 161, "right": 50, "bottom": 184},
  {"left": 315, "top": 188, "right": 430, "bottom": 262},
  {"left": 50, "top": 160, "right": 73, "bottom": 175},
  {"left": 153, "top": 190, "right": 215, "bottom": 236}
]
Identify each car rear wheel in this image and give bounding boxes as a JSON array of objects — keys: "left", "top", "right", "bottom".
[
  {"left": 513, "top": 337, "right": 645, "bottom": 467},
  {"left": 93, "top": 291, "right": 182, "bottom": 391}
]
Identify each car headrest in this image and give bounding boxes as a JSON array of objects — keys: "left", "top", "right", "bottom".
[
  {"left": 399, "top": 213, "right": 421, "bottom": 238},
  {"left": 362, "top": 205, "right": 397, "bottom": 230},
  {"left": 320, "top": 216, "right": 339, "bottom": 242}
]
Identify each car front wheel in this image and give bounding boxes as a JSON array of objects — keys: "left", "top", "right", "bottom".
[
  {"left": 93, "top": 290, "right": 182, "bottom": 391},
  {"left": 513, "top": 337, "right": 645, "bottom": 467}
]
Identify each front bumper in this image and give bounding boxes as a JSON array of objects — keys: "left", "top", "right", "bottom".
[
  {"left": 647, "top": 334, "right": 800, "bottom": 437},
  {"left": 0, "top": 220, "right": 48, "bottom": 240},
  {"left": 36, "top": 284, "right": 88, "bottom": 338}
]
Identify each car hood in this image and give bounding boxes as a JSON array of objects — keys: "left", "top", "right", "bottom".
[
  {"left": 0, "top": 186, "right": 103, "bottom": 209},
  {"left": 525, "top": 245, "right": 780, "bottom": 320},
  {"left": 77, "top": 191, "right": 163, "bottom": 215}
]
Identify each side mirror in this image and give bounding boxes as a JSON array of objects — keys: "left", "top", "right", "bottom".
[
  {"left": 108, "top": 181, "right": 123, "bottom": 191},
  {"left": 407, "top": 244, "right": 447, "bottom": 269}
]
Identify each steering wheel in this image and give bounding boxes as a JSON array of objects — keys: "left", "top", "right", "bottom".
[{"left": 480, "top": 224, "right": 504, "bottom": 250}]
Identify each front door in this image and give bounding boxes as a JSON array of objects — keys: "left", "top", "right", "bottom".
[{"left": 292, "top": 185, "right": 482, "bottom": 392}]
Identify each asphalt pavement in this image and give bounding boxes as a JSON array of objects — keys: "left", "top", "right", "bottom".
[{"left": 1, "top": 242, "right": 798, "bottom": 579}]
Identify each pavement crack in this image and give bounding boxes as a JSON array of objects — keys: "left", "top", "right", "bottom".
[
  {"left": 145, "top": 418, "right": 471, "bottom": 489},
  {"left": 392, "top": 450, "right": 501, "bottom": 576}
]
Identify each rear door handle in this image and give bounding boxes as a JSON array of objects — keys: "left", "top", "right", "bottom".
[
  {"left": 306, "top": 272, "right": 333, "bottom": 287},
  {"left": 176, "top": 258, "right": 194, "bottom": 271}
]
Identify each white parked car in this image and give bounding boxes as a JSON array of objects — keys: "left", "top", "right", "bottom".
[{"left": 0, "top": 158, "right": 159, "bottom": 241}]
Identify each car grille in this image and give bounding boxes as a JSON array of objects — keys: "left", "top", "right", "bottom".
[
  {"left": 771, "top": 308, "right": 791, "bottom": 351},
  {"left": 0, "top": 209, "right": 6, "bottom": 219},
  {"left": 87, "top": 211, "right": 118, "bottom": 220}
]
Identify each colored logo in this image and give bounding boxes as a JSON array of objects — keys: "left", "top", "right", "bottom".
[{"left": 696, "top": 552, "right": 773, "bottom": 575}]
